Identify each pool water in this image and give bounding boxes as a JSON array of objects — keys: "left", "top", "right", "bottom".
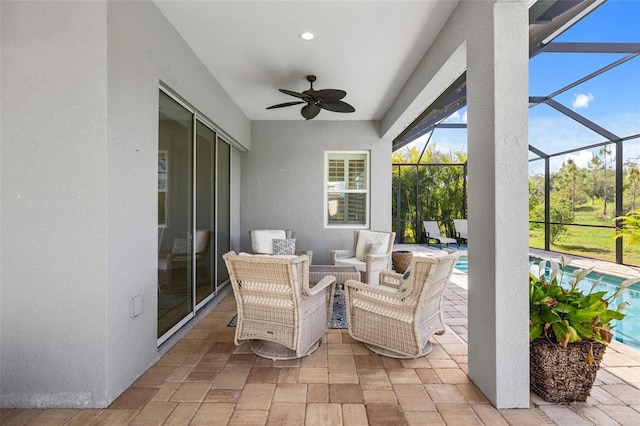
[
  {"left": 455, "top": 257, "right": 468, "bottom": 273},
  {"left": 454, "top": 256, "right": 640, "bottom": 350}
]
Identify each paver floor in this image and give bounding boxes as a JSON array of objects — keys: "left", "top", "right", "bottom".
[{"left": 2, "top": 246, "right": 639, "bottom": 425}]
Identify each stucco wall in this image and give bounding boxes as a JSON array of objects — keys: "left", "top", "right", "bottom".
[
  {"left": 245, "top": 121, "right": 391, "bottom": 265},
  {"left": 0, "top": 1, "right": 109, "bottom": 408},
  {"left": 0, "top": 0, "right": 249, "bottom": 408},
  {"left": 106, "top": 1, "right": 250, "bottom": 405}
]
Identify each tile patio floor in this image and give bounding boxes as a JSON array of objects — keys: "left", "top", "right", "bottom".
[{"left": 2, "top": 247, "right": 640, "bottom": 425}]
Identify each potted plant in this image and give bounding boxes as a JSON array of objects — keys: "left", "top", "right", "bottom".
[{"left": 529, "top": 256, "right": 637, "bottom": 402}]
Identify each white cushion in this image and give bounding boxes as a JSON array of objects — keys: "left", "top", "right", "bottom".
[
  {"left": 158, "top": 258, "right": 168, "bottom": 271},
  {"left": 355, "top": 231, "right": 390, "bottom": 260},
  {"left": 414, "top": 250, "right": 448, "bottom": 258},
  {"left": 238, "top": 252, "right": 298, "bottom": 260},
  {"left": 335, "top": 257, "right": 366, "bottom": 272},
  {"left": 195, "top": 230, "right": 208, "bottom": 253},
  {"left": 366, "top": 243, "right": 385, "bottom": 256},
  {"left": 251, "top": 230, "right": 287, "bottom": 254}
]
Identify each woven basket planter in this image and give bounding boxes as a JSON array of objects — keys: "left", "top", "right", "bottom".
[
  {"left": 530, "top": 339, "right": 607, "bottom": 402},
  {"left": 392, "top": 251, "right": 413, "bottom": 273}
]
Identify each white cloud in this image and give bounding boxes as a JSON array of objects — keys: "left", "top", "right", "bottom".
[
  {"left": 564, "top": 150, "right": 594, "bottom": 168},
  {"left": 572, "top": 92, "right": 594, "bottom": 110},
  {"left": 443, "top": 111, "right": 461, "bottom": 123},
  {"left": 442, "top": 110, "right": 467, "bottom": 124},
  {"left": 529, "top": 114, "right": 601, "bottom": 154}
]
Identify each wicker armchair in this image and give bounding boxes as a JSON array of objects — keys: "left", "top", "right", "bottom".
[
  {"left": 343, "top": 250, "right": 460, "bottom": 358},
  {"left": 330, "top": 230, "right": 396, "bottom": 285},
  {"left": 222, "top": 251, "right": 336, "bottom": 360}
]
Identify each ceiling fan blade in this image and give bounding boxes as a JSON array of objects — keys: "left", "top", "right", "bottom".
[
  {"left": 313, "top": 89, "right": 346, "bottom": 101},
  {"left": 279, "top": 89, "right": 311, "bottom": 100},
  {"left": 319, "top": 100, "right": 355, "bottom": 113},
  {"left": 266, "top": 101, "right": 306, "bottom": 109},
  {"left": 301, "top": 103, "right": 321, "bottom": 120}
]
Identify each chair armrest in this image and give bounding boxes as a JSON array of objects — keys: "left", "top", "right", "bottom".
[
  {"left": 365, "top": 252, "right": 392, "bottom": 264},
  {"left": 296, "top": 250, "right": 313, "bottom": 264},
  {"left": 379, "top": 270, "right": 402, "bottom": 289},
  {"left": 330, "top": 249, "right": 355, "bottom": 264},
  {"left": 304, "top": 275, "right": 336, "bottom": 297},
  {"left": 343, "top": 278, "right": 408, "bottom": 301}
]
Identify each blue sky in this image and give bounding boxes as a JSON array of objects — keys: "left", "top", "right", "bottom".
[
  {"left": 529, "top": 0, "right": 640, "bottom": 173},
  {"left": 402, "top": 0, "right": 640, "bottom": 174}
]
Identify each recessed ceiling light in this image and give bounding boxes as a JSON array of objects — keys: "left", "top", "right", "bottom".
[{"left": 299, "top": 32, "right": 314, "bottom": 41}]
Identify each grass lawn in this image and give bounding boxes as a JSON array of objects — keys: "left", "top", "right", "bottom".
[{"left": 529, "top": 201, "right": 640, "bottom": 266}]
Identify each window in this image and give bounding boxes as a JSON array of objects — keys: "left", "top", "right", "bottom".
[{"left": 325, "top": 151, "right": 369, "bottom": 227}]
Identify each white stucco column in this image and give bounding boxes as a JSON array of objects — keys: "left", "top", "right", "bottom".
[{"left": 466, "top": 0, "right": 530, "bottom": 408}]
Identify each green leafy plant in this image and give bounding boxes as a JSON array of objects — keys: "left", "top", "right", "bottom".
[
  {"left": 529, "top": 256, "right": 637, "bottom": 347},
  {"left": 614, "top": 208, "right": 640, "bottom": 245}
]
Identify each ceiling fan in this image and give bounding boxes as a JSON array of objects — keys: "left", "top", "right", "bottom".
[{"left": 266, "top": 75, "right": 355, "bottom": 120}]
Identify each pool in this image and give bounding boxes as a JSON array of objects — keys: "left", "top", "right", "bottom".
[
  {"left": 455, "top": 257, "right": 468, "bottom": 273},
  {"left": 454, "top": 256, "right": 640, "bottom": 350}
]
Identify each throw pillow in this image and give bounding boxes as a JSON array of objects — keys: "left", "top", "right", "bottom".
[
  {"left": 272, "top": 238, "right": 296, "bottom": 255},
  {"left": 398, "top": 268, "right": 412, "bottom": 293},
  {"left": 172, "top": 238, "right": 191, "bottom": 254}
]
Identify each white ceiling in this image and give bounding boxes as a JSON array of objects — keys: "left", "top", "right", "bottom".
[{"left": 154, "top": 0, "right": 459, "bottom": 121}]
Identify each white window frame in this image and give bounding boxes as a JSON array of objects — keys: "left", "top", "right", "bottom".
[{"left": 324, "top": 150, "right": 370, "bottom": 229}]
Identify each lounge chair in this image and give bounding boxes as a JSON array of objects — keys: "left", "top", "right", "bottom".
[
  {"left": 453, "top": 219, "right": 468, "bottom": 243},
  {"left": 422, "top": 221, "right": 458, "bottom": 246}
]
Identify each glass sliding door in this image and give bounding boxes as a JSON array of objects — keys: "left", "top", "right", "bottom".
[
  {"left": 216, "top": 138, "right": 231, "bottom": 286},
  {"left": 157, "top": 87, "right": 232, "bottom": 344},
  {"left": 195, "top": 121, "right": 216, "bottom": 306},
  {"left": 158, "top": 89, "right": 231, "bottom": 345},
  {"left": 158, "top": 90, "right": 194, "bottom": 339}
]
